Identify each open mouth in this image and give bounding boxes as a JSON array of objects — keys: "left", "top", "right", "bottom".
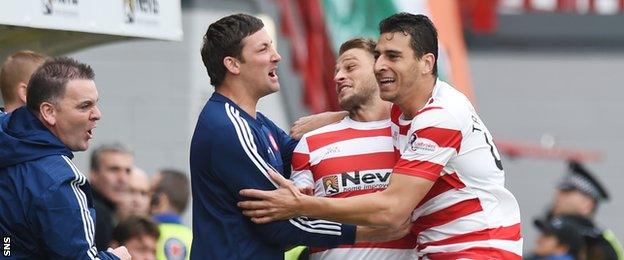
[
  {"left": 268, "top": 68, "right": 278, "bottom": 80},
  {"left": 87, "top": 129, "right": 94, "bottom": 139},
  {"left": 337, "top": 84, "right": 352, "bottom": 94},
  {"left": 378, "top": 77, "right": 396, "bottom": 87}
]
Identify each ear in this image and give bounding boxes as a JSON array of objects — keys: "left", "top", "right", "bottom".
[
  {"left": 223, "top": 56, "right": 241, "bottom": 75},
  {"left": 17, "top": 83, "right": 28, "bottom": 104},
  {"left": 39, "top": 101, "right": 57, "bottom": 126},
  {"left": 580, "top": 197, "right": 595, "bottom": 216},
  {"left": 420, "top": 53, "right": 436, "bottom": 75}
]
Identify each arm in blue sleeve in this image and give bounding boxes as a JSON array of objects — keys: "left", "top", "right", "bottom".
[
  {"left": 33, "top": 175, "right": 120, "bottom": 260},
  {"left": 212, "top": 120, "right": 355, "bottom": 247}
]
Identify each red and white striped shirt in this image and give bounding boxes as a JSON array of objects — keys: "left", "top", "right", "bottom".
[
  {"left": 291, "top": 117, "right": 417, "bottom": 260},
  {"left": 391, "top": 79, "right": 522, "bottom": 260}
]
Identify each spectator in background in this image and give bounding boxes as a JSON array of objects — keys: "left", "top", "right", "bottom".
[
  {"left": 0, "top": 50, "right": 47, "bottom": 113},
  {"left": 117, "top": 167, "right": 151, "bottom": 220},
  {"left": 89, "top": 143, "right": 134, "bottom": 250},
  {"left": 528, "top": 215, "right": 587, "bottom": 260},
  {"left": 0, "top": 57, "right": 129, "bottom": 259},
  {"left": 151, "top": 169, "right": 192, "bottom": 260},
  {"left": 549, "top": 161, "right": 623, "bottom": 259},
  {"left": 112, "top": 215, "right": 160, "bottom": 260}
]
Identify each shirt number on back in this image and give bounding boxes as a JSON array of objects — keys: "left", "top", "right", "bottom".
[{"left": 484, "top": 132, "right": 503, "bottom": 171}]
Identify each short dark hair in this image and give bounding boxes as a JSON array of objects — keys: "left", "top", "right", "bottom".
[
  {"left": 154, "top": 169, "right": 190, "bottom": 214},
  {"left": 90, "top": 143, "right": 133, "bottom": 171},
  {"left": 379, "top": 13, "right": 438, "bottom": 76},
  {"left": 201, "top": 13, "right": 264, "bottom": 87},
  {"left": 0, "top": 50, "right": 47, "bottom": 103},
  {"left": 26, "top": 57, "right": 95, "bottom": 114},
  {"left": 339, "top": 38, "right": 377, "bottom": 57},
  {"left": 112, "top": 216, "right": 160, "bottom": 245}
]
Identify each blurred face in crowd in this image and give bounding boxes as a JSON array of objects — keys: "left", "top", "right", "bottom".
[
  {"left": 374, "top": 32, "right": 434, "bottom": 104},
  {"left": 533, "top": 233, "right": 568, "bottom": 257},
  {"left": 124, "top": 235, "right": 157, "bottom": 260},
  {"left": 118, "top": 168, "right": 151, "bottom": 218},
  {"left": 90, "top": 151, "right": 133, "bottom": 203},
  {"left": 149, "top": 172, "right": 165, "bottom": 214},
  {"left": 236, "top": 28, "right": 281, "bottom": 98},
  {"left": 552, "top": 189, "right": 595, "bottom": 217},
  {"left": 334, "top": 48, "right": 378, "bottom": 112},
  {"left": 44, "top": 79, "right": 101, "bottom": 151}
]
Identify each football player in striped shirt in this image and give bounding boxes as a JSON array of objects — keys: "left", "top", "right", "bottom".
[
  {"left": 239, "top": 13, "right": 523, "bottom": 260},
  {"left": 290, "top": 38, "right": 416, "bottom": 259}
]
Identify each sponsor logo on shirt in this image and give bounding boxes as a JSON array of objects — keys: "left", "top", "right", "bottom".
[
  {"left": 321, "top": 170, "right": 391, "bottom": 196},
  {"left": 268, "top": 133, "right": 279, "bottom": 151},
  {"left": 324, "top": 146, "right": 340, "bottom": 156},
  {"left": 322, "top": 175, "right": 339, "bottom": 195},
  {"left": 409, "top": 133, "right": 437, "bottom": 154}
]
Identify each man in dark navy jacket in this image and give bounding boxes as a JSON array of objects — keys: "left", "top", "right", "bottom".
[{"left": 0, "top": 57, "right": 129, "bottom": 259}]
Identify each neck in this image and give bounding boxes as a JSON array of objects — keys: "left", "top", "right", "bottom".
[
  {"left": 37, "top": 114, "right": 64, "bottom": 146},
  {"left": 349, "top": 96, "right": 391, "bottom": 122},
  {"left": 216, "top": 80, "right": 260, "bottom": 118},
  {"left": 397, "top": 76, "right": 436, "bottom": 119},
  {"left": 4, "top": 102, "right": 22, "bottom": 113}
]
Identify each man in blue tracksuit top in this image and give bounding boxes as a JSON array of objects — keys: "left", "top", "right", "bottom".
[
  {"left": 190, "top": 14, "right": 368, "bottom": 260},
  {"left": 0, "top": 58, "right": 129, "bottom": 259}
]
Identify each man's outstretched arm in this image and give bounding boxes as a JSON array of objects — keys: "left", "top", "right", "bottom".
[{"left": 239, "top": 170, "right": 434, "bottom": 228}]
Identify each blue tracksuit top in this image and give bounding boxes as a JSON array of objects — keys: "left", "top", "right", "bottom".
[
  {"left": 189, "top": 93, "right": 355, "bottom": 260},
  {"left": 0, "top": 107, "right": 118, "bottom": 259}
]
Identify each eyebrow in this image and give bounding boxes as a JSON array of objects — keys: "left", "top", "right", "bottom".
[
  {"left": 335, "top": 57, "right": 359, "bottom": 72},
  {"left": 257, "top": 40, "right": 273, "bottom": 49},
  {"left": 76, "top": 97, "right": 98, "bottom": 105},
  {"left": 338, "top": 56, "right": 358, "bottom": 63},
  {"left": 381, "top": 49, "right": 401, "bottom": 56}
]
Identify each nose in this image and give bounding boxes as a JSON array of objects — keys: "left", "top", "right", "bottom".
[
  {"left": 334, "top": 70, "right": 346, "bottom": 85},
  {"left": 91, "top": 105, "right": 102, "bottom": 121},
  {"left": 119, "top": 170, "right": 130, "bottom": 187},
  {"left": 374, "top": 57, "right": 386, "bottom": 74},
  {"left": 271, "top": 48, "right": 281, "bottom": 63}
]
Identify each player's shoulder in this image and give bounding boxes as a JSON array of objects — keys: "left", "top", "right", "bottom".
[
  {"left": 198, "top": 98, "right": 230, "bottom": 124},
  {"left": 300, "top": 116, "right": 350, "bottom": 141},
  {"left": 431, "top": 80, "right": 472, "bottom": 109},
  {"left": 203, "top": 98, "right": 257, "bottom": 130},
  {"left": 425, "top": 80, "right": 475, "bottom": 124},
  {"left": 192, "top": 101, "right": 244, "bottom": 149}
]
